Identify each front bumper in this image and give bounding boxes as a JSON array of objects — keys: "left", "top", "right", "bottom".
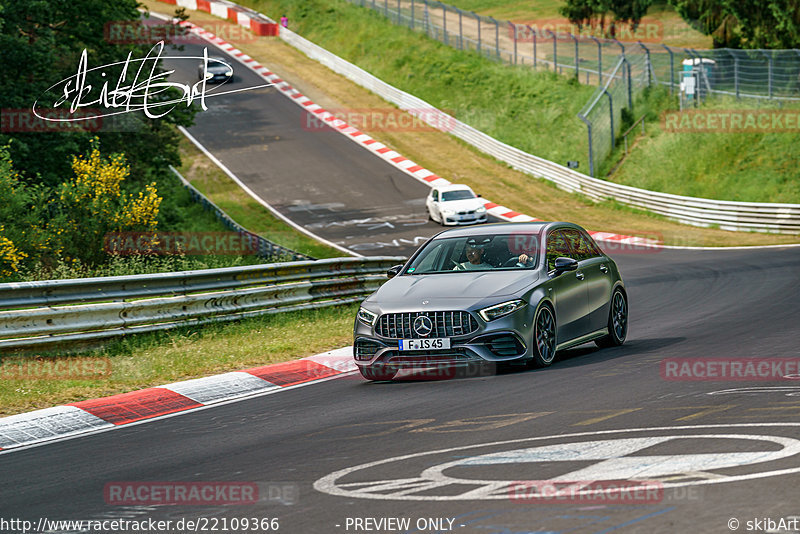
[{"left": 442, "top": 212, "right": 488, "bottom": 226}]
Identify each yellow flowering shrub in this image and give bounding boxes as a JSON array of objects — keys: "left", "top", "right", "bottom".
[{"left": 0, "top": 229, "right": 27, "bottom": 277}]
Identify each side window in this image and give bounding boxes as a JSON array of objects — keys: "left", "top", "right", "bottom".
[
  {"left": 546, "top": 230, "right": 572, "bottom": 271},
  {"left": 562, "top": 229, "right": 596, "bottom": 261},
  {"left": 580, "top": 231, "right": 604, "bottom": 258},
  {"left": 432, "top": 190, "right": 439, "bottom": 202}
]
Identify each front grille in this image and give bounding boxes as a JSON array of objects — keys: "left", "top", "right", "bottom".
[
  {"left": 376, "top": 311, "right": 479, "bottom": 339},
  {"left": 458, "top": 210, "right": 476, "bottom": 215}
]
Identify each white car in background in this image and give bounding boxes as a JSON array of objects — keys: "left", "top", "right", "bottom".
[{"left": 426, "top": 184, "right": 488, "bottom": 226}]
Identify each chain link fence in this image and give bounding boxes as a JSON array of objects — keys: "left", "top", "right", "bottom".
[{"left": 348, "top": 0, "right": 800, "bottom": 175}]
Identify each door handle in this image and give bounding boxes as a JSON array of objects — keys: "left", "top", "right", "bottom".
[
  {"left": 575, "top": 271, "right": 585, "bottom": 280},
  {"left": 600, "top": 264, "right": 609, "bottom": 274}
]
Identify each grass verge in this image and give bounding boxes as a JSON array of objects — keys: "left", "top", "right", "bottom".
[{"left": 0, "top": 302, "right": 358, "bottom": 416}]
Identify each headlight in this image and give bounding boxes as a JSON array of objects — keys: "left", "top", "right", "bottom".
[
  {"left": 357, "top": 307, "right": 378, "bottom": 326},
  {"left": 476, "top": 206, "right": 486, "bottom": 213},
  {"left": 225, "top": 71, "right": 232, "bottom": 76},
  {"left": 479, "top": 299, "right": 526, "bottom": 322}
]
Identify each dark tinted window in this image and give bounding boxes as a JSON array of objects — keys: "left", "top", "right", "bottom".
[
  {"left": 441, "top": 190, "right": 475, "bottom": 201},
  {"left": 546, "top": 230, "right": 572, "bottom": 270},
  {"left": 562, "top": 229, "right": 599, "bottom": 261}
]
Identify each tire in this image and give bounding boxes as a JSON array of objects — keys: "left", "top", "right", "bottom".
[
  {"left": 595, "top": 288, "right": 628, "bottom": 348},
  {"left": 530, "top": 304, "right": 557, "bottom": 367},
  {"left": 359, "top": 364, "right": 398, "bottom": 381}
]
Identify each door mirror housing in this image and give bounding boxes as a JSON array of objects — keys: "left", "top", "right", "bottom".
[
  {"left": 387, "top": 265, "right": 403, "bottom": 279},
  {"left": 553, "top": 257, "right": 578, "bottom": 274}
]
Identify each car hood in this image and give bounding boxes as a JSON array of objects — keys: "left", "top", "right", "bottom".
[
  {"left": 366, "top": 271, "right": 539, "bottom": 310},
  {"left": 440, "top": 198, "right": 483, "bottom": 211}
]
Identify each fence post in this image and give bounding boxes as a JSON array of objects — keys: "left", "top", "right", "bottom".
[
  {"left": 424, "top": 0, "right": 430, "bottom": 36},
  {"left": 458, "top": 8, "right": 462, "bottom": 50},
  {"left": 489, "top": 16, "right": 500, "bottom": 60},
  {"left": 570, "top": 33, "right": 579, "bottom": 80},
  {"left": 727, "top": 49, "right": 739, "bottom": 99},
  {"left": 579, "top": 114, "right": 594, "bottom": 177},
  {"left": 639, "top": 41, "right": 652, "bottom": 85},
  {"left": 397, "top": 0, "right": 401, "bottom": 24},
  {"left": 384, "top": 0, "right": 388, "bottom": 18},
  {"left": 528, "top": 25, "right": 537, "bottom": 70},
  {"left": 590, "top": 37, "right": 602, "bottom": 84},
  {"left": 549, "top": 30, "right": 557, "bottom": 71},
  {"left": 473, "top": 11, "right": 481, "bottom": 55},
  {"left": 625, "top": 58, "right": 633, "bottom": 108},
  {"left": 442, "top": 2, "right": 448, "bottom": 45},
  {"left": 605, "top": 88, "right": 615, "bottom": 150},
  {"left": 410, "top": 0, "right": 414, "bottom": 29},
  {"left": 662, "top": 44, "right": 674, "bottom": 94},
  {"left": 761, "top": 50, "right": 773, "bottom": 99},
  {"left": 509, "top": 22, "right": 517, "bottom": 64}
]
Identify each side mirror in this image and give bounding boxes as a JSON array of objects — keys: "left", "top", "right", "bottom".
[
  {"left": 387, "top": 265, "right": 403, "bottom": 279},
  {"left": 553, "top": 257, "right": 578, "bottom": 274}
]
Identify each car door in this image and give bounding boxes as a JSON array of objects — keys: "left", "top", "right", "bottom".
[
  {"left": 564, "top": 229, "right": 614, "bottom": 333},
  {"left": 544, "top": 229, "right": 589, "bottom": 343}
]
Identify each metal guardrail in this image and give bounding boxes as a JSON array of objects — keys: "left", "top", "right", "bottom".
[
  {"left": 0, "top": 257, "right": 405, "bottom": 350},
  {"left": 277, "top": 26, "right": 800, "bottom": 234}
]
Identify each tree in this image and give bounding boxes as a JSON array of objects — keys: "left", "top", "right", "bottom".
[
  {"left": 668, "top": 0, "right": 800, "bottom": 48},
  {"left": 0, "top": 0, "right": 196, "bottom": 187},
  {"left": 559, "top": 0, "right": 652, "bottom": 38}
]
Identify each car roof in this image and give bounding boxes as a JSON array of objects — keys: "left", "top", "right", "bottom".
[
  {"left": 429, "top": 221, "right": 585, "bottom": 239},
  {"left": 434, "top": 184, "right": 474, "bottom": 193}
]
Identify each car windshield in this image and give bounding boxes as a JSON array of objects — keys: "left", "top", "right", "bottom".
[
  {"left": 405, "top": 233, "right": 540, "bottom": 274},
  {"left": 441, "top": 190, "right": 475, "bottom": 201}
]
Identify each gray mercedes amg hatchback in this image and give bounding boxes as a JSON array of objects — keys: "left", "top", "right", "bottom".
[{"left": 353, "top": 222, "right": 627, "bottom": 381}]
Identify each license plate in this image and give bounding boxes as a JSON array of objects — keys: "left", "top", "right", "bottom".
[{"left": 399, "top": 338, "right": 451, "bottom": 351}]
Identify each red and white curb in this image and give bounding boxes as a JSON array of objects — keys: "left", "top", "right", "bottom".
[
  {"left": 0, "top": 348, "right": 355, "bottom": 452},
  {"left": 171, "top": 16, "right": 658, "bottom": 248}
]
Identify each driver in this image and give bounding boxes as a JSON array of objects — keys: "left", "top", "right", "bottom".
[{"left": 454, "top": 237, "right": 493, "bottom": 270}]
